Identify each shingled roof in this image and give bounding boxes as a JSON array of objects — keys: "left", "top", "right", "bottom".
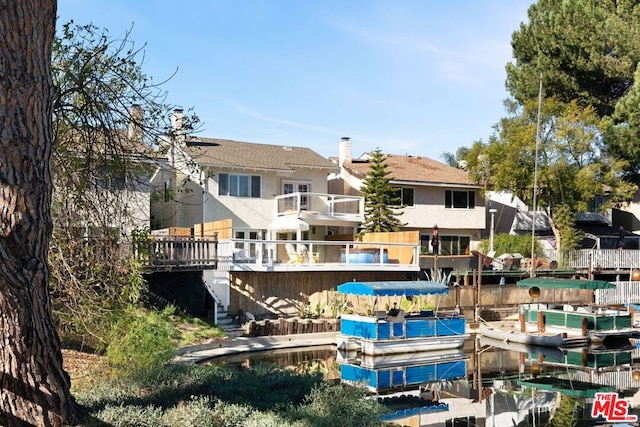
[
  {"left": 335, "top": 153, "right": 478, "bottom": 187},
  {"left": 183, "top": 138, "right": 337, "bottom": 172}
]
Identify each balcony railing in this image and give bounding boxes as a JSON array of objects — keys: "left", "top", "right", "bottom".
[
  {"left": 137, "top": 236, "right": 420, "bottom": 271},
  {"left": 274, "top": 192, "right": 364, "bottom": 222}
]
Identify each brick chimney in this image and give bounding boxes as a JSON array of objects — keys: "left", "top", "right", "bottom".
[{"left": 339, "top": 136, "right": 351, "bottom": 167}]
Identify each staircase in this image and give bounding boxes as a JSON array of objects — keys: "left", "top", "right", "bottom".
[{"left": 214, "top": 302, "right": 244, "bottom": 337}]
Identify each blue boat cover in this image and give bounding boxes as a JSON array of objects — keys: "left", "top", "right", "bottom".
[{"left": 337, "top": 281, "right": 448, "bottom": 296}]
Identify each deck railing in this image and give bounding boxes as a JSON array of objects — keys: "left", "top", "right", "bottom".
[
  {"left": 135, "top": 237, "right": 219, "bottom": 270},
  {"left": 544, "top": 249, "right": 640, "bottom": 270},
  {"left": 136, "top": 235, "right": 420, "bottom": 271},
  {"left": 595, "top": 281, "right": 640, "bottom": 306}
]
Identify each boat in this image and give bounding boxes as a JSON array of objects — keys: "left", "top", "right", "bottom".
[
  {"left": 478, "top": 277, "right": 638, "bottom": 347},
  {"left": 335, "top": 281, "right": 469, "bottom": 355},
  {"left": 479, "top": 321, "right": 589, "bottom": 348},
  {"left": 478, "top": 333, "right": 565, "bottom": 360},
  {"left": 516, "top": 277, "right": 638, "bottom": 345}
]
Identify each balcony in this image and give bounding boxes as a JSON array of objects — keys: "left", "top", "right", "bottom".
[{"left": 274, "top": 192, "right": 364, "bottom": 227}]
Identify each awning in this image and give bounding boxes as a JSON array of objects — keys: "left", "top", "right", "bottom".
[
  {"left": 517, "top": 277, "right": 616, "bottom": 290},
  {"left": 266, "top": 216, "right": 310, "bottom": 233},
  {"left": 337, "top": 281, "right": 449, "bottom": 296},
  {"left": 517, "top": 377, "right": 614, "bottom": 398}
]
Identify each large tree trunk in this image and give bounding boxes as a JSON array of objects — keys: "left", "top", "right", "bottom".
[{"left": 0, "top": 1, "right": 77, "bottom": 425}]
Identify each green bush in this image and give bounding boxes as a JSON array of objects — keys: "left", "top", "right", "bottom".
[
  {"left": 106, "top": 306, "right": 177, "bottom": 372},
  {"left": 295, "top": 383, "right": 386, "bottom": 427},
  {"left": 72, "top": 362, "right": 387, "bottom": 426},
  {"left": 477, "top": 233, "right": 542, "bottom": 258}
]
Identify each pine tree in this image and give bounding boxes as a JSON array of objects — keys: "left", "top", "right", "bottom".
[{"left": 360, "top": 148, "right": 405, "bottom": 232}]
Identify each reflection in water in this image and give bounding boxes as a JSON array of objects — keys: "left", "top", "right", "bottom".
[{"left": 207, "top": 338, "right": 640, "bottom": 426}]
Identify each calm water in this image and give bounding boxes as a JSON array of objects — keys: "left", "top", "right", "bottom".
[{"left": 207, "top": 337, "right": 640, "bottom": 426}]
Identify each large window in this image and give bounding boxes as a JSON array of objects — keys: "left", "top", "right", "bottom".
[
  {"left": 391, "top": 187, "right": 415, "bottom": 207},
  {"left": 440, "top": 235, "right": 470, "bottom": 255},
  {"left": 219, "top": 173, "right": 261, "bottom": 198},
  {"left": 445, "top": 190, "right": 475, "bottom": 209}
]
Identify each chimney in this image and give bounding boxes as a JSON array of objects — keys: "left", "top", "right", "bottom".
[
  {"left": 171, "top": 108, "right": 185, "bottom": 132},
  {"left": 128, "top": 104, "right": 144, "bottom": 141},
  {"left": 339, "top": 137, "right": 351, "bottom": 167}
]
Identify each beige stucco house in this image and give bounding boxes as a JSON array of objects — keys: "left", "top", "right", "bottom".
[{"left": 329, "top": 137, "right": 485, "bottom": 256}]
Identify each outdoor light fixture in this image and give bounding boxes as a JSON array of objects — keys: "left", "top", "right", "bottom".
[{"left": 632, "top": 269, "right": 640, "bottom": 282}]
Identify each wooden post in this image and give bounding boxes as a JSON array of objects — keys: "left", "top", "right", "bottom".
[
  {"left": 537, "top": 311, "right": 544, "bottom": 332},
  {"left": 520, "top": 311, "right": 526, "bottom": 332},
  {"left": 581, "top": 317, "right": 588, "bottom": 336}
]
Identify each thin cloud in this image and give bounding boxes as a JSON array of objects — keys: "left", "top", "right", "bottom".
[{"left": 222, "top": 99, "right": 336, "bottom": 135}]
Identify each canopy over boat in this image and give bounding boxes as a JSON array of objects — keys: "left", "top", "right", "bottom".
[
  {"left": 517, "top": 377, "right": 614, "bottom": 398},
  {"left": 517, "top": 277, "right": 616, "bottom": 290},
  {"left": 337, "top": 281, "right": 448, "bottom": 296}
]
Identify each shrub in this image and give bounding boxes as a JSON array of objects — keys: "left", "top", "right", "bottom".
[
  {"left": 295, "top": 383, "right": 386, "bottom": 427},
  {"left": 106, "top": 306, "right": 176, "bottom": 372}
]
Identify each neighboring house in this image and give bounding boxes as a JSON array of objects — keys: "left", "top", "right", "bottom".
[
  {"left": 53, "top": 106, "right": 154, "bottom": 239},
  {"left": 328, "top": 137, "right": 485, "bottom": 256},
  {"left": 487, "top": 191, "right": 640, "bottom": 250}
]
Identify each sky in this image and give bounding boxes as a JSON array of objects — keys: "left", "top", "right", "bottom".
[{"left": 57, "top": 1, "right": 534, "bottom": 162}]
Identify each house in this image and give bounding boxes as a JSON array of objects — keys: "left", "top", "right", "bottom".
[
  {"left": 328, "top": 137, "right": 485, "bottom": 257},
  {"left": 150, "top": 109, "right": 361, "bottom": 246},
  {"left": 53, "top": 105, "right": 154, "bottom": 239},
  {"left": 149, "top": 111, "right": 424, "bottom": 320}
]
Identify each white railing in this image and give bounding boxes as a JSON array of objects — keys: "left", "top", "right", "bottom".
[
  {"left": 274, "top": 192, "right": 364, "bottom": 219},
  {"left": 595, "top": 281, "right": 640, "bottom": 306},
  {"left": 224, "top": 238, "right": 421, "bottom": 268},
  {"left": 543, "top": 249, "right": 640, "bottom": 270}
]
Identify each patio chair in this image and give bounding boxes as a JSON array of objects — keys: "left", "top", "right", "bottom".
[
  {"left": 285, "top": 243, "right": 302, "bottom": 264},
  {"left": 298, "top": 245, "right": 319, "bottom": 263}
]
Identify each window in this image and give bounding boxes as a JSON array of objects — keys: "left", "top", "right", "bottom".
[
  {"left": 219, "top": 173, "right": 261, "bottom": 198},
  {"left": 440, "top": 235, "right": 470, "bottom": 255},
  {"left": 445, "top": 190, "right": 475, "bottom": 209},
  {"left": 283, "top": 181, "right": 311, "bottom": 210},
  {"left": 391, "top": 187, "right": 414, "bottom": 207},
  {"left": 164, "top": 180, "right": 171, "bottom": 202},
  {"left": 94, "top": 164, "right": 126, "bottom": 190},
  {"left": 588, "top": 196, "right": 604, "bottom": 213}
]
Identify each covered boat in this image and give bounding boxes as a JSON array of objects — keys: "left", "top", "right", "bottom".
[
  {"left": 336, "top": 281, "right": 468, "bottom": 355},
  {"left": 516, "top": 277, "right": 637, "bottom": 345}
]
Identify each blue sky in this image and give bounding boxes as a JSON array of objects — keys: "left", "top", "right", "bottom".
[{"left": 57, "top": 1, "right": 533, "bottom": 161}]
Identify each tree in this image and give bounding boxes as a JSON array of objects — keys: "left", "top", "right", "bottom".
[
  {"left": 440, "top": 146, "right": 470, "bottom": 168},
  {"left": 0, "top": 0, "right": 77, "bottom": 425},
  {"left": 506, "top": 0, "right": 640, "bottom": 179},
  {"left": 506, "top": 0, "right": 640, "bottom": 119},
  {"left": 462, "top": 96, "right": 634, "bottom": 253},
  {"left": 359, "top": 148, "right": 405, "bottom": 232},
  {"left": 49, "top": 22, "right": 199, "bottom": 348}
]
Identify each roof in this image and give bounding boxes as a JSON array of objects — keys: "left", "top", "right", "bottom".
[
  {"left": 337, "top": 281, "right": 449, "bottom": 296},
  {"left": 334, "top": 153, "right": 478, "bottom": 187},
  {"left": 517, "top": 277, "right": 616, "bottom": 290},
  {"left": 182, "top": 138, "right": 338, "bottom": 172},
  {"left": 511, "top": 211, "right": 552, "bottom": 234}
]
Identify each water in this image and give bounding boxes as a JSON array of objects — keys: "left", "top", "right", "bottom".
[{"left": 206, "top": 337, "right": 640, "bottom": 426}]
